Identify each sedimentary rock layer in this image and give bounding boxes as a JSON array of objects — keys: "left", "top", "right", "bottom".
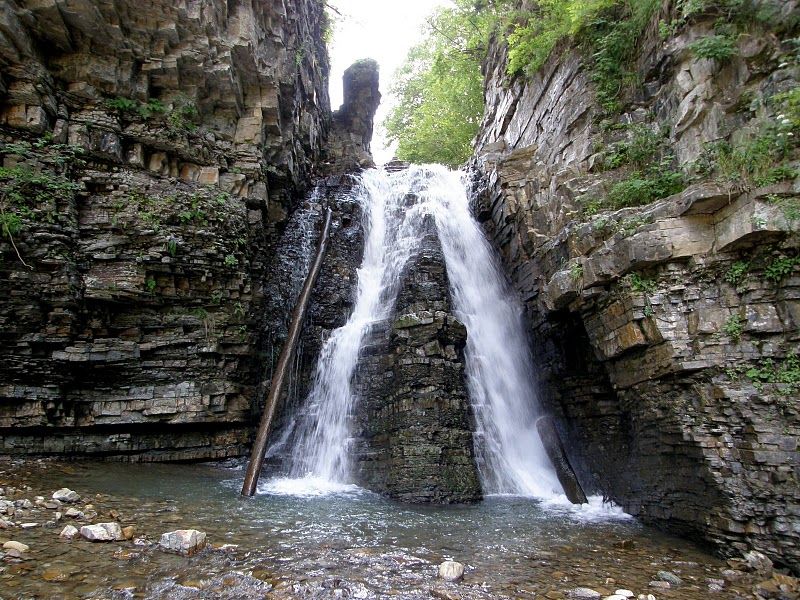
[{"left": 473, "top": 1, "right": 799, "bottom": 570}]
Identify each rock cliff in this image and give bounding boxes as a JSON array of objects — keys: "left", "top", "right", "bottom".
[
  {"left": 473, "top": 0, "right": 799, "bottom": 571},
  {"left": 0, "top": 0, "right": 331, "bottom": 459}
]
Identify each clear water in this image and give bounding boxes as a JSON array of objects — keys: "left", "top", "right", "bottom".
[
  {"left": 0, "top": 459, "right": 749, "bottom": 600},
  {"left": 277, "top": 165, "right": 561, "bottom": 498}
]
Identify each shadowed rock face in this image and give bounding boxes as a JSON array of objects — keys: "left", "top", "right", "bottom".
[
  {"left": 472, "top": 2, "right": 800, "bottom": 571},
  {"left": 353, "top": 217, "right": 482, "bottom": 504},
  {"left": 0, "top": 0, "right": 331, "bottom": 460}
]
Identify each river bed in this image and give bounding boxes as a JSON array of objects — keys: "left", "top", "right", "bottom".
[{"left": 0, "top": 458, "right": 768, "bottom": 599}]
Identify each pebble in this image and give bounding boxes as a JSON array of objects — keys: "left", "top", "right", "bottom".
[
  {"left": 52, "top": 488, "right": 80, "bottom": 503},
  {"left": 3, "top": 541, "right": 29, "bottom": 553},
  {"left": 437, "top": 560, "right": 464, "bottom": 582},
  {"left": 604, "top": 595, "right": 628, "bottom": 600},
  {"left": 656, "top": 571, "right": 682, "bottom": 586},
  {"left": 64, "top": 507, "right": 83, "bottom": 519},
  {"left": 60, "top": 524, "right": 79, "bottom": 539},
  {"left": 122, "top": 525, "right": 135, "bottom": 540},
  {"left": 567, "top": 588, "right": 601, "bottom": 599},
  {"left": 20, "top": 522, "right": 39, "bottom": 528},
  {"left": 648, "top": 581, "right": 670, "bottom": 589},
  {"left": 637, "top": 595, "right": 656, "bottom": 600},
  {"left": 159, "top": 529, "right": 207, "bottom": 555},
  {"left": 615, "top": 591, "right": 634, "bottom": 598},
  {"left": 80, "top": 522, "right": 124, "bottom": 542}
]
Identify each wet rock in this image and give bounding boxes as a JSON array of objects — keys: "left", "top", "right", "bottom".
[
  {"left": 656, "top": 570, "right": 682, "bottom": 586},
  {"left": 59, "top": 524, "right": 79, "bottom": 539},
  {"left": 121, "top": 525, "right": 135, "bottom": 540},
  {"left": 567, "top": 588, "right": 601, "bottom": 599},
  {"left": 41, "top": 567, "right": 72, "bottom": 582},
  {"left": 438, "top": 560, "right": 465, "bottom": 582},
  {"left": 614, "top": 591, "right": 634, "bottom": 598},
  {"left": 649, "top": 580, "right": 670, "bottom": 589},
  {"left": 3, "top": 540, "right": 29, "bottom": 553},
  {"left": 64, "top": 508, "right": 83, "bottom": 519},
  {"left": 159, "top": 529, "right": 207, "bottom": 555},
  {"left": 52, "top": 489, "right": 80, "bottom": 503},
  {"left": 605, "top": 595, "right": 629, "bottom": 600},
  {"left": 431, "top": 588, "right": 462, "bottom": 600},
  {"left": 637, "top": 595, "right": 656, "bottom": 600},
  {"left": 722, "top": 568, "right": 745, "bottom": 581},
  {"left": 80, "top": 522, "right": 124, "bottom": 542}
]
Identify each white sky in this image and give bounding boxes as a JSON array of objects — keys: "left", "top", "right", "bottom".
[{"left": 326, "top": 0, "right": 450, "bottom": 164}]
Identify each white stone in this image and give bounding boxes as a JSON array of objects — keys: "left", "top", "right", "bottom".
[
  {"left": 3, "top": 540, "right": 29, "bottom": 553},
  {"left": 437, "top": 560, "right": 465, "bottom": 582},
  {"left": 60, "top": 524, "right": 79, "bottom": 539},
  {"left": 80, "top": 522, "right": 124, "bottom": 542},
  {"left": 52, "top": 488, "right": 80, "bottom": 503},
  {"left": 568, "top": 588, "right": 601, "bottom": 599},
  {"left": 159, "top": 529, "right": 207, "bottom": 555},
  {"left": 615, "top": 591, "right": 634, "bottom": 598},
  {"left": 20, "top": 522, "right": 38, "bottom": 528},
  {"left": 604, "top": 596, "right": 628, "bottom": 600}
]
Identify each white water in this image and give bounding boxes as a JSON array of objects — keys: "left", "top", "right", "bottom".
[{"left": 276, "top": 165, "right": 563, "bottom": 499}]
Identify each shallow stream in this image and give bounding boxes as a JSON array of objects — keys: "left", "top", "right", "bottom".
[{"left": 0, "top": 459, "right": 761, "bottom": 599}]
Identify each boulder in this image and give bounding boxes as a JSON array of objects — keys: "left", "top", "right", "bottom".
[
  {"left": 2, "top": 540, "right": 29, "bottom": 553},
  {"left": 437, "top": 560, "right": 465, "bottom": 582},
  {"left": 79, "top": 522, "right": 124, "bottom": 542},
  {"left": 52, "top": 488, "right": 80, "bottom": 503},
  {"left": 158, "top": 529, "right": 207, "bottom": 555},
  {"left": 59, "top": 524, "right": 79, "bottom": 539}
]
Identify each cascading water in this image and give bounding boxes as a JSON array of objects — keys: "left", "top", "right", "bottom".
[{"left": 268, "top": 165, "right": 563, "bottom": 499}]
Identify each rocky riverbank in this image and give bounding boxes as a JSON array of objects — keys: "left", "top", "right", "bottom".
[{"left": 0, "top": 457, "right": 797, "bottom": 599}]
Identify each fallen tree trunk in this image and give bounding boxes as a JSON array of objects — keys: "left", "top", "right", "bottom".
[
  {"left": 241, "top": 207, "right": 333, "bottom": 497},
  {"left": 536, "top": 415, "right": 588, "bottom": 504}
]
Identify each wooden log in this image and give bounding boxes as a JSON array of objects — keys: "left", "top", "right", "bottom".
[
  {"left": 241, "top": 207, "right": 333, "bottom": 497},
  {"left": 536, "top": 415, "right": 588, "bottom": 504}
]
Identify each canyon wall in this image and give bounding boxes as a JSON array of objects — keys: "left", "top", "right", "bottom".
[
  {"left": 473, "top": 0, "right": 799, "bottom": 571},
  {"left": 0, "top": 0, "right": 331, "bottom": 460}
]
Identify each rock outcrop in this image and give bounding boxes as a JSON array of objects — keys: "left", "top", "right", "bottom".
[
  {"left": 322, "top": 59, "right": 381, "bottom": 174},
  {"left": 354, "top": 218, "right": 482, "bottom": 503},
  {"left": 473, "top": 0, "right": 799, "bottom": 571},
  {"left": 0, "top": 0, "right": 331, "bottom": 459}
]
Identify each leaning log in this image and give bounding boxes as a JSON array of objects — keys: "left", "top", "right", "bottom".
[
  {"left": 241, "top": 207, "right": 334, "bottom": 497},
  {"left": 536, "top": 415, "right": 588, "bottom": 504}
]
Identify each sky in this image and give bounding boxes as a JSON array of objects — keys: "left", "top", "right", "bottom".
[{"left": 326, "top": 0, "right": 450, "bottom": 164}]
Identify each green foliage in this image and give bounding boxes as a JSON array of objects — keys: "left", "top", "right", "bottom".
[
  {"left": 383, "top": 2, "right": 487, "bottom": 167},
  {"left": 145, "top": 277, "right": 157, "bottom": 293},
  {"left": 584, "top": 1, "right": 660, "bottom": 114},
  {"left": 106, "top": 97, "right": 138, "bottom": 113},
  {"left": 723, "top": 313, "right": 744, "bottom": 343},
  {"left": 724, "top": 261, "right": 749, "bottom": 291},
  {"left": 224, "top": 254, "right": 239, "bottom": 267},
  {"left": 167, "top": 99, "right": 199, "bottom": 133},
  {"left": 166, "top": 240, "right": 178, "bottom": 256},
  {"left": 689, "top": 34, "right": 738, "bottom": 61},
  {"left": 600, "top": 124, "right": 664, "bottom": 170},
  {"left": 628, "top": 273, "right": 657, "bottom": 294},
  {"left": 764, "top": 255, "right": 799, "bottom": 283},
  {"left": 607, "top": 165, "right": 685, "bottom": 209},
  {"left": 569, "top": 261, "right": 584, "bottom": 280},
  {"left": 746, "top": 354, "right": 800, "bottom": 394}
]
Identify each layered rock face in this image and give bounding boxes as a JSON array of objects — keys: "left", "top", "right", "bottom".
[
  {"left": 474, "top": 2, "right": 799, "bottom": 569},
  {"left": 0, "top": 0, "right": 330, "bottom": 459},
  {"left": 354, "top": 220, "right": 481, "bottom": 503}
]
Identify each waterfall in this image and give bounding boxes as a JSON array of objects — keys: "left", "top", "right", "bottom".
[{"left": 271, "top": 165, "right": 563, "bottom": 499}]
